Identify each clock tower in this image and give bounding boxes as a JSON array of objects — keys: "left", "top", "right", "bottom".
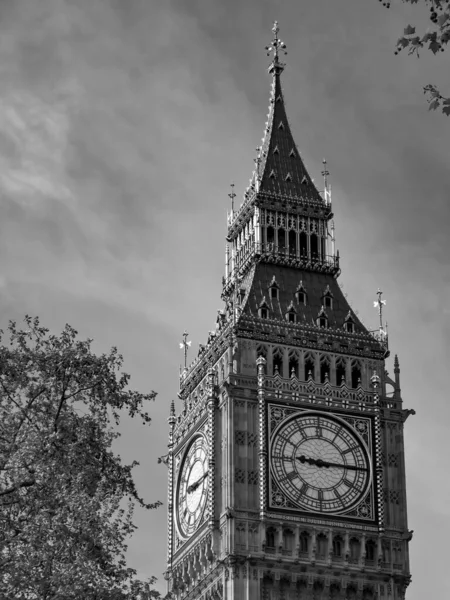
[{"left": 166, "top": 23, "right": 413, "bottom": 600}]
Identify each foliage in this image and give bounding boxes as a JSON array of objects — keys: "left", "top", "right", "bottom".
[
  {"left": 0, "top": 317, "right": 165, "bottom": 600},
  {"left": 379, "top": 0, "right": 450, "bottom": 115}
]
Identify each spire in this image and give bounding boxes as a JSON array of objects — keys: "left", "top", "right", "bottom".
[{"left": 255, "top": 22, "right": 325, "bottom": 204}]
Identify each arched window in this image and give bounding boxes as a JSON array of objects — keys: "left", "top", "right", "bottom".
[
  {"left": 283, "top": 529, "right": 295, "bottom": 555},
  {"left": 321, "top": 237, "right": 326, "bottom": 259},
  {"left": 310, "top": 233, "right": 318, "bottom": 258},
  {"left": 266, "top": 527, "right": 276, "bottom": 550},
  {"left": 382, "top": 543, "right": 391, "bottom": 564},
  {"left": 273, "top": 349, "right": 283, "bottom": 376},
  {"left": 304, "top": 354, "right": 315, "bottom": 381},
  {"left": 349, "top": 537, "right": 361, "bottom": 562},
  {"left": 344, "top": 321, "right": 354, "bottom": 333},
  {"left": 259, "top": 307, "right": 268, "bottom": 319},
  {"left": 351, "top": 360, "right": 362, "bottom": 389},
  {"left": 267, "top": 226, "right": 275, "bottom": 247},
  {"left": 365, "top": 540, "right": 376, "bottom": 562},
  {"left": 333, "top": 536, "right": 343, "bottom": 558},
  {"left": 336, "top": 358, "right": 346, "bottom": 386},
  {"left": 288, "top": 352, "right": 299, "bottom": 378},
  {"left": 320, "top": 355, "right": 330, "bottom": 383},
  {"left": 296, "top": 282, "right": 307, "bottom": 305},
  {"left": 277, "top": 228, "right": 286, "bottom": 253},
  {"left": 286, "top": 311, "right": 296, "bottom": 323},
  {"left": 269, "top": 276, "right": 279, "bottom": 300},
  {"left": 317, "top": 533, "right": 328, "bottom": 558},
  {"left": 318, "top": 314, "right": 328, "bottom": 329},
  {"left": 299, "top": 531, "right": 310, "bottom": 553},
  {"left": 344, "top": 311, "right": 355, "bottom": 333},
  {"left": 300, "top": 231, "right": 308, "bottom": 256},
  {"left": 236, "top": 523, "right": 246, "bottom": 549},
  {"left": 288, "top": 230, "right": 297, "bottom": 256},
  {"left": 285, "top": 301, "right": 297, "bottom": 323}
]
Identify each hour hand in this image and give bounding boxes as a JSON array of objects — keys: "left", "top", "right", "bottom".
[
  {"left": 187, "top": 471, "right": 209, "bottom": 494},
  {"left": 297, "top": 455, "right": 330, "bottom": 468}
]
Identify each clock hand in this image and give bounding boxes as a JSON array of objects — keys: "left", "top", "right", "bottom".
[
  {"left": 296, "top": 455, "right": 368, "bottom": 472},
  {"left": 187, "top": 471, "right": 209, "bottom": 494}
]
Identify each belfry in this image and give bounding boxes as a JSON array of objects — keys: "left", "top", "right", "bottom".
[{"left": 166, "top": 23, "right": 413, "bottom": 600}]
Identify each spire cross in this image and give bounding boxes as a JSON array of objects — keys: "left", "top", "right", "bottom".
[
  {"left": 265, "top": 21, "right": 287, "bottom": 72},
  {"left": 179, "top": 330, "right": 191, "bottom": 369},
  {"left": 228, "top": 182, "right": 236, "bottom": 212},
  {"left": 373, "top": 288, "right": 386, "bottom": 331}
]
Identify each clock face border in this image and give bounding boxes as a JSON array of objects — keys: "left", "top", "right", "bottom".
[
  {"left": 267, "top": 404, "right": 377, "bottom": 523},
  {"left": 175, "top": 433, "right": 209, "bottom": 540}
]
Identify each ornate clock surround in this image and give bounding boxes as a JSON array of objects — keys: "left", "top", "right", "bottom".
[
  {"left": 267, "top": 403, "right": 377, "bottom": 524},
  {"left": 173, "top": 416, "right": 211, "bottom": 552}
]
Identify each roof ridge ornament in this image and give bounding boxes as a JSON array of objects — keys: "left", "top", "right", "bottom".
[{"left": 265, "top": 21, "right": 287, "bottom": 76}]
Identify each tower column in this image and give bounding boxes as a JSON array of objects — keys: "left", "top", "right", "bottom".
[
  {"left": 206, "top": 367, "right": 218, "bottom": 531},
  {"left": 257, "top": 356, "right": 267, "bottom": 521}
]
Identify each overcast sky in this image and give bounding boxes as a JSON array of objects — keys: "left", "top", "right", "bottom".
[{"left": 0, "top": 0, "right": 448, "bottom": 597}]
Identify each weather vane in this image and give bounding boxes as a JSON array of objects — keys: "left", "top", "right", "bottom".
[
  {"left": 373, "top": 288, "right": 386, "bottom": 332},
  {"left": 228, "top": 182, "right": 236, "bottom": 212},
  {"left": 265, "top": 21, "right": 287, "bottom": 67},
  {"left": 179, "top": 330, "right": 191, "bottom": 369}
]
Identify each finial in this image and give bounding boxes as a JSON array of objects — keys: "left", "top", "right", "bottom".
[
  {"left": 373, "top": 288, "right": 386, "bottom": 334},
  {"left": 321, "top": 159, "right": 331, "bottom": 205},
  {"left": 265, "top": 21, "right": 287, "bottom": 75},
  {"left": 228, "top": 182, "right": 236, "bottom": 212},
  {"left": 179, "top": 330, "right": 191, "bottom": 369}
]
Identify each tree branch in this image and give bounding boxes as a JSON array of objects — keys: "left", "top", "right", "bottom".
[{"left": 0, "top": 479, "right": 35, "bottom": 497}]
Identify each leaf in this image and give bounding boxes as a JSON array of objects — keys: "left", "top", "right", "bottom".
[
  {"left": 404, "top": 24, "right": 416, "bottom": 36},
  {"left": 428, "top": 98, "right": 440, "bottom": 111},
  {"left": 429, "top": 40, "right": 442, "bottom": 54},
  {"left": 397, "top": 36, "right": 410, "bottom": 49},
  {"left": 437, "top": 13, "right": 449, "bottom": 28},
  {"left": 442, "top": 105, "right": 450, "bottom": 116}
]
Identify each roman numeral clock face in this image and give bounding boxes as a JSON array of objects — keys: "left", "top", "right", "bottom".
[
  {"left": 176, "top": 435, "right": 209, "bottom": 538},
  {"left": 270, "top": 412, "right": 371, "bottom": 515}
]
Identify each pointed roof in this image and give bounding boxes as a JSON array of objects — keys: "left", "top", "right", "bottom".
[{"left": 254, "top": 23, "right": 324, "bottom": 204}]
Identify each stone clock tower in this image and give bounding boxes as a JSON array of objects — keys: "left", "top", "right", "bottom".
[{"left": 165, "top": 23, "right": 413, "bottom": 600}]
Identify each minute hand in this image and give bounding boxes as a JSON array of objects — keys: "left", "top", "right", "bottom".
[{"left": 296, "top": 455, "right": 368, "bottom": 472}]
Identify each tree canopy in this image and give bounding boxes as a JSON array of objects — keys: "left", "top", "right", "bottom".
[
  {"left": 0, "top": 316, "right": 164, "bottom": 599},
  {"left": 380, "top": 0, "right": 450, "bottom": 115}
]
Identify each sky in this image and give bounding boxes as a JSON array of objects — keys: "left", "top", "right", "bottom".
[{"left": 0, "top": 0, "right": 448, "bottom": 597}]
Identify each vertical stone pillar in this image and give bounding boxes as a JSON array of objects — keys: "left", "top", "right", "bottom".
[
  {"left": 311, "top": 529, "right": 317, "bottom": 564},
  {"left": 327, "top": 528, "right": 333, "bottom": 566},
  {"left": 360, "top": 532, "right": 366, "bottom": 568},
  {"left": 371, "top": 370, "right": 385, "bottom": 532},
  {"left": 294, "top": 524, "right": 300, "bottom": 555},
  {"left": 225, "top": 243, "right": 230, "bottom": 280},
  {"left": 254, "top": 207, "right": 261, "bottom": 253},
  {"left": 257, "top": 356, "right": 267, "bottom": 521},
  {"left": 206, "top": 367, "right": 217, "bottom": 531},
  {"left": 166, "top": 400, "right": 176, "bottom": 581}
]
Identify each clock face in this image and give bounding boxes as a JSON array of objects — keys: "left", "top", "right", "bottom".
[
  {"left": 176, "top": 435, "right": 209, "bottom": 538},
  {"left": 270, "top": 412, "right": 371, "bottom": 514}
]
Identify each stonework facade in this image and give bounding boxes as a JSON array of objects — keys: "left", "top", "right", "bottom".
[{"left": 166, "top": 23, "right": 413, "bottom": 600}]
